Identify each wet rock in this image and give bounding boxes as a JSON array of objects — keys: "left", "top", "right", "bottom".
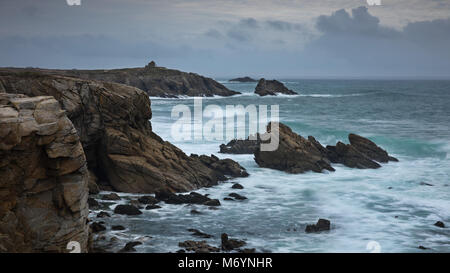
[
  {"left": 145, "top": 204, "right": 161, "bottom": 210},
  {"left": 420, "top": 182, "right": 434, "bottom": 186},
  {"left": 97, "top": 211, "right": 111, "bottom": 218},
  {"left": 190, "top": 209, "right": 202, "bottom": 215},
  {"left": 255, "top": 122, "right": 335, "bottom": 174},
  {"left": 196, "top": 154, "right": 249, "bottom": 178},
  {"left": 204, "top": 199, "right": 221, "bottom": 206},
  {"left": 88, "top": 198, "right": 100, "bottom": 208},
  {"left": 254, "top": 78, "right": 297, "bottom": 96},
  {"left": 229, "top": 77, "right": 257, "bottom": 82},
  {"left": 91, "top": 222, "right": 106, "bottom": 233},
  {"left": 130, "top": 200, "right": 143, "bottom": 208},
  {"left": 418, "top": 246, "right": 429, "bottom": 250},
  {"left": 156, "top": 191, "right": 210, "bottom": 205},
  {"left": 176, "top": 249, "right": 186, "bottom": 253},
  {"left": 113, "top": 205, "right": 142, "bottom": 215},
  {"left": 239, "top": 248, "right": 256, "bottom": 253},
  {"left": 232, "top": 183, "right": 244, "bottom": 189},
  {"left": 434, "top": 221, "right": 445, "bottom": 228},
  {"left": 178, "top": 240, "right": 220, "bottom": 253},
  {"left": 221, "top": 233, "right": 246, "bottom": 251},
  {"left": 228, "top": 193, "right": 247, "bottom": 200},
  {"left": 111, "top": 225, "right": 126, "bottom": 231},
  {"left": 305, "top": 219, "right": 331, "bottom": 233},
  {"left": 224, "top": 197, "right": 234, "bottom": 201},
  {"left": 349, "top": 134, "right": 399, "bottom": 163},
  {"left": 102, "top": 193, "right": 121, "bottom": 201},
  {"left": 138, "top": 195, "right": 159, "bottom": 205},
  {"left": 119, "top": 241, "right": 142, "bottom": 253},
  {"left": 188, "top": 229, "right": 213, "bottom": 238},
  {"left": 220, "top": 137, "right": 260, "bottom": 154}
]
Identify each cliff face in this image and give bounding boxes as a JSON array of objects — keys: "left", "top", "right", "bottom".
[
  {"left": 0, "top": 70, "right": 248, "bottom": 193},
  {"left": 0, "top": 93, "right": 89, "bottom": 253},
  {"left": 11, "top": 63, "right": 240, "bottom": 98}
]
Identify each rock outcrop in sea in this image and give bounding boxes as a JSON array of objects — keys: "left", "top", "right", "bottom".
[
  {"left": 254, "top": 78, "right": 297, "bottom": 96},
  {"left": 0, "top": 70, "right": 248, "bottom": 193},
  {"left": 253, "top": 122, "right": 398, "bottom": 173},
  {"left": 0, "top": 93, "right": 90, "bottom": 252},
  {"left": 229, "top": 77, "right": 257, "bottom": 82},
  {"left": 2, "top": 62, "right": 240, "bottom": 98},
  {"left": 219, "top": 135, "right": 261, "bottom": 154}
]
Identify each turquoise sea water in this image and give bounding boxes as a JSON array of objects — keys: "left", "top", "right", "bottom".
[{"left": 93, "top": 79, "right": 450, "bottom": 253}]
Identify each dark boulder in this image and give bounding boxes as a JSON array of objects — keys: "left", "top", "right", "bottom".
[
  {"left": 232, "top": 183, "right": 244, "bottom": 189},
  {"left": 91, "top": 222, "right": 107, "bottom": 233},
  {"left": 119, "top": 241, "right": 142, "bottom": 253},
  {"left": 204, "top": 199, "right": 221, "bottom": 206},
  {"left": 178, "top": 240, "right": 220, "bottom": 253},
  {"left": 88, "top": 198, "right": 100, "bottom": 209},
  {"left": 138, "top": 196, "right": 159, "bottom": 205},
  {"left": 97, "top": 211, "right": 111, "bottom": 218},
  {"left": 113, "top": 205, "right": 142, "bottom": 215},
  {"left": 229, "top": 77, "right": 257, "bottom": 82},
  {"left": 145, "top": 204, "right": 162, "bottom": 210},
  {"left": 305, "top": 219, "right": 331, "bottom": 233},
  {"left": 187, "top": 229, "right": 213, "bottom": 238},
  {"left": 101, "top": 193, "right": 121, "bottom": 201},
  {"left": 111, "top": 225, "right": 126, "bottom": 231},
  {"left": 228, "top": 193, "right": 247, "bottom": 200},
  {"left": 434, "top": 221, "right": 445, "bottom": 228},
  {"left": 190, "top": 209, "right": 202, "bottom": 215},
  {"left": 221, "top": 233, "right": 246, "bottom": 251},
  {"left": 220, "top": 136, "right": 260, "bottom": 154},
  {"left": 254, "top": 78, "right": 297, "bottom": 96}
]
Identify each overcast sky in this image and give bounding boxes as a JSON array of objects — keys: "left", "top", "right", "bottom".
[{"left": 1, "top": 0, "right": 450, "bottom": 78}]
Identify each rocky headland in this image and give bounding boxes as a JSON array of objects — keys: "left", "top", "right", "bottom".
[
  {"left": 254, "top": 78, "right": 297, "bottom": 96},
  {"left": 3, "top": 62, "right": 240, "bottom": 98}
]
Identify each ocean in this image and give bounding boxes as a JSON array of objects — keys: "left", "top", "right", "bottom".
[{"left": 92, "top": 79, "right": 450, "bottom": 253}]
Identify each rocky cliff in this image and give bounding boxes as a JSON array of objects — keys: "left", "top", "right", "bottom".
[
  {"left": 0, "top": 93, "right": 89, "bottom": 253},
  {"left": 0, "top": 69, "right": 248, "bottom": 193},
  {"left": 10, "top": 62, "right": 240, "bottom": 98}
]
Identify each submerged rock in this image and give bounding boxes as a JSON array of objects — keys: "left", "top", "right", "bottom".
[
  {"left": 232, "top": 183, "right": 244, "bottom": 189},
  {"left": 434, "top": 221, "right": 445, "bottom": 228},
  {"left": 111, "top": 225, "right": 126, "bottom": 231},
  {"left": 97, "top": 211, "right": 111, "bottom": 218},
  {"left": 228, "top": 193, "right": 247, "bottom": 200},
  {"left": 118, "top": 241, "right": 142, "bottom": 253},
  {"left": 188, "top": 229, "right": 213, "bottom": 238},
  {"left": 145, "top": 204, "right": 161, "bottom": 210},
  {"left": 254, "top": 78, "right": 297, "bottom": 96},
  {"left": 91, "top": 222, "right": 107, "bottom": 233},
  {"left": 305, "top": 219, "right": 331, "bottom": 233}
]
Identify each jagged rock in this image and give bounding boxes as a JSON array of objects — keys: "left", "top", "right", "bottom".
[
  {"left": 0, "top": 69, "right": 249, "bottom": 193},
  {"left": 91, "top": 222, "right": 106, "bottom": 233},
  {"left": 228, "top": 193, "right": 247, "bottom": 200},
  {"left": 434, "top": 221, "right": 445, "bottom": 228},
  {"left": 229, "top": 77, "right": 257, "bottom": 82},
  {"left": 326, "top": 142, "right": 381, "bottom": 169},
  {"left": 187, "top": 229, "right": 213, "bottom": 238},
  {"left": 349, "top": 134, "right": 399, "bottom": 163},
  {"left": 254, "top": 122, "right": 335, "bottom": 174},
  {"left": 0, "top": 93, "right": 89, "bottom": 253},
  {"left": 178, "top": 240, "right": 220, "bottom": 253},
  {"left": 231, "top": 183, "right": 244, "bottom": 189},
  {"left": 305, "top": 219, "right": 331, "bottom": 233},
  {"left": 221, "top": 233, "right": 246, "bottom": 251},
  {"left": 220, "top": 136, "right": 260, "bottom": 154},
  {"left": 113, "top": 205, "right": 142, "bottom": 215},
  {"left": 138, "top": 196, "right": 159, "bottom": 205},
  {"left": 204, "top": 199, "right": 221, "bottom": 206},
  {"left": 254, "top": 78, "right": 297, "bottom": 96},
  {"left": 101, "top": 193, "right": 121, "bottom": 201},
  {"left": 11, "top": 66, "right": 240, "bottom": 98}
]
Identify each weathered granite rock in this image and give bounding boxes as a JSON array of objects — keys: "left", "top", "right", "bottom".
[
  {"left": 6, "top": 64, "right": 240, "bottom": 98},
  {"left": 113, "top": 205, "right": 142, "bottom": 216},
  {"left": 0, "top": 93, "right": 89, "bottom": 253},
  {"left": 254, "top": 78, "right": 297, "bottom": 96},
  {"left": 229, "top": 77, "right": 257, "bottom": 82},
  {"left": 0, "top": 69, "right": 248, "bottom": 193},
  {"left": 254, "top": 122, "right": 335, "bottom": 174}
]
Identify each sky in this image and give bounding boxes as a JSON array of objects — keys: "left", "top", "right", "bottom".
[{"left": 1, "top": 0, "right": 450, "bottom": 78}]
